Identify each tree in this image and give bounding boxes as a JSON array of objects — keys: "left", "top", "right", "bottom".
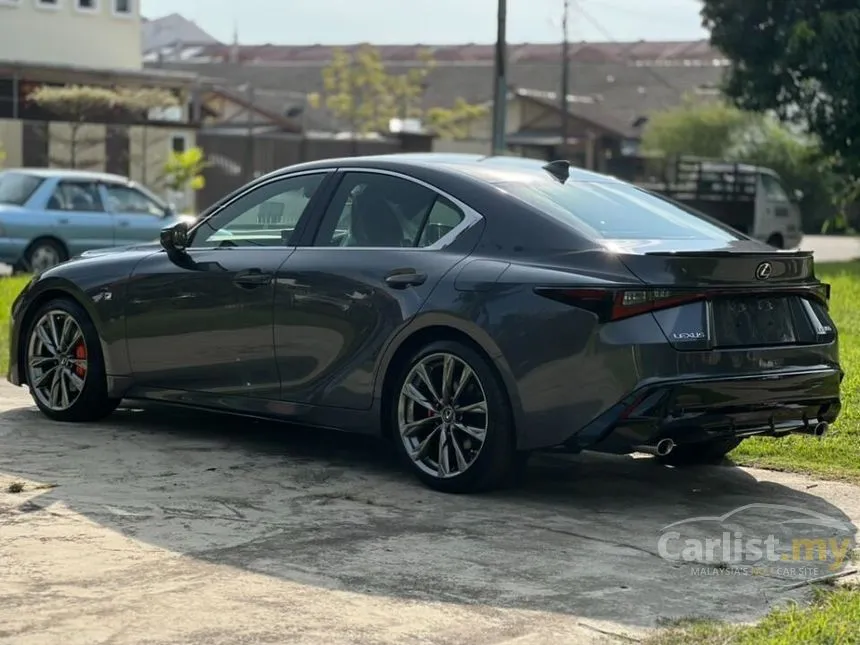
[
  {"left": 641, "top": 98, "right": 757, "bottom": 158},
  {"left": 28, "top": 85, "right": 177, "bottom": 169},
  {"left": 0, "top": 141, "right": 5, "bottom": 167},
  {"left": 308, "top": 45, "right": 487, "bottom": 143},
  {"left": 701, "top": 1, "right": 860, "bottom": 180},
  {"left": 162, "top": 147, "right": 207, "bottom": 192},
  {"left": 161, "top": 146, "right": 208, "bottom": 212},
  {"left": 426, "top": 99, "right": 490, "bottom": 140}
]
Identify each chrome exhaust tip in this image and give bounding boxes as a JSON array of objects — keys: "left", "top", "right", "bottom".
[
  {"left": 655, "top": 438, "right": 675, "bottom": 456},
  {"left": 634, "top": 438, "right": 676, "bottom": 457},
  {"left": 813, "top": 421, "right": 829, "bottom": 438}
]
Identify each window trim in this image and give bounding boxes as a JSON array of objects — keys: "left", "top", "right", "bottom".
[
  {"left": 35, "top": 0, "right": 62, "bottom": 11},
  {"left": 74, "top": 0, "right": 98, "bottom": 12},
  {"left": 308, "top": 168, "right": 480, "bottom": 251},
  {"left": 111, "top": 0, "right": 132, "bottom": 17},
  {"left": 0, "top": 0, "right": 22, "bottom": 7},
  {"left": 187, "top": 170, "right": 331, "bottom": 250}
]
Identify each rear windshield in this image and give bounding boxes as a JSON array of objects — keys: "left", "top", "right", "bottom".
[
  {"left": 501, "top": 179, "right": 744, "bottom": 242},
  {"left": 0, "top": 172, "right": 44, "bottom": 206}
]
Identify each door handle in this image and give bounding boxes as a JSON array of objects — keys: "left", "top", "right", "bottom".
[
  {"left": 118, "top": 220, "right": 130, "bottom": 228},
  {"left": 233, "top": 269, "right": 273, "bottom": 289},
  {"left": 58, "top": 218, "right": 69, "bottom": 225},
  {"left": 385, "top": 269, "right": 427, "bottom": 289}
]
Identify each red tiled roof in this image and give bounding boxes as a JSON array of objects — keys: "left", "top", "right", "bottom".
[{"left": 186, "top": 40, "right": 720, "bottom": 65}]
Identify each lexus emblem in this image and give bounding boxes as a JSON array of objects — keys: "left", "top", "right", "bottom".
[{"left": 755, "top": 262, "right": 773, "bottom": 281}]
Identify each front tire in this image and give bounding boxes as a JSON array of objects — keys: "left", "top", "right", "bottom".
[
  {"left": 389, "top": 340, "right": 519, "bottom": 493},
  {"left": 24, "top": 239, "right": 66, "bottom": 273},
  {"left": 23, "top": 297, "right": 119, "bottom": 422},
  {"left": 656, "top": 437, "right": 742, "bottom": 467}
]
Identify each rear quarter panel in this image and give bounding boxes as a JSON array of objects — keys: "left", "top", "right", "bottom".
[{"left": 373, "top": 251, "right": 662, "bottom": 450}]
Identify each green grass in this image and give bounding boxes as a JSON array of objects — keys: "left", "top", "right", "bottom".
[
  {"left": 730, "top": 261, "right": 860, "bottom": 482},
  {"left": 0, "top": 275, "right": 31, "bottom": 376},
  {"left": 646, "top": 585, "right": 860, "bottom": 645}
]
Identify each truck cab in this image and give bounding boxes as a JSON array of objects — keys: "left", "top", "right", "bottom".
[{"left": 754, "top": 168, "right": 803, "bottom": 249}]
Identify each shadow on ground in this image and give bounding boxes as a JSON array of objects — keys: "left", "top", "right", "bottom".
[{"left": 0, "top": 396, "right": 856, "bottom": 633}]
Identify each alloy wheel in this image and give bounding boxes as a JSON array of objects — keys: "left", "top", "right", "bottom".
[
  {"left": 26, "top": 310, "right": 89, "bottom": 412},
  {"left": 397, "top": 352, "right": 489, "bottom": 479}
]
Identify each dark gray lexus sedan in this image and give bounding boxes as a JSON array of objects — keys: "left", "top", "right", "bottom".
[{"left": 7, "top": 153, "right": 841, "bottom": 492}]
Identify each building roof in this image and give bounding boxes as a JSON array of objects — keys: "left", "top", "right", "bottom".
[
  {"left": 1, "top": 59, "right": 198, "bottom": 89},
  {"left": 150, "top": 58, "right": 726, "bottom": 137},
  {"left": 153, "top": 40, "right": 724, "bottom": 65},
  {"left": 142, "top": 13, "right": 221, "bottom": 54}
]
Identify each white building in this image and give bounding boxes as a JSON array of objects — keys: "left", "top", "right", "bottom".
[{"left": 0, "top": 0, "right": 142, "bottom": 70}]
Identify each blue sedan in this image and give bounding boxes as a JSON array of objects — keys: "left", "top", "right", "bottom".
[{"left": 0, "top": 168, "right": 195, "bottom": 272}]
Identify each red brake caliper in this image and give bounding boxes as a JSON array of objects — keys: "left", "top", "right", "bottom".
[{"left": 73, "top": 343, "right": 87, "bottom": 378}]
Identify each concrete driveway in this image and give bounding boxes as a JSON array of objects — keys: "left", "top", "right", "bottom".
[
  {"left": 800, "top": 235, "right": 860, "bottom": 263},
  {"left": 1, "top": 382, "right": 859, "bottom": 645}
]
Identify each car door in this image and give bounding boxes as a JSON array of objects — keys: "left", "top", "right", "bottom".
[
  {"left": 101, "top": 182, "right": 172, "bottom": 245},
  {"left": 274, "top": 169, "right": 482, "bottom": 410},
  {"left": 44, "top": 179, "right": 115, "bottom": 256},
  {"left": 124, "top": 170, "right": 331, "bottom": 399}
]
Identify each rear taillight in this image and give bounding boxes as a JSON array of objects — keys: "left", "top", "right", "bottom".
[
  {"left": 534, "top": 287, "right": 704, "bottom": 321},
  {"left": 817, "top": 283, "right": 831, "bottom": 308},
  {"left": 534, "top": 283, "right": 831, "bottom": 321}
]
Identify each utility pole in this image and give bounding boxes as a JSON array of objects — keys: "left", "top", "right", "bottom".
[
  {"left": 491, "top": 0, "right": 507, "bottom": 155},
  {"left": 560, "top": 0, "right": 570, "bottom": 160}
]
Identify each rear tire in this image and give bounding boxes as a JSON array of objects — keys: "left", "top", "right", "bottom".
[
  {"left": 766, "top": 233, "right": 784, "bottom": 250},
  {"left": 389, "top": 339, "right": 520, "bottom": 493},
  {"left": 23, "top": 297, "right": 120, "bottom": 422},
  {"left": 656, "top": 437, "right": 742, "bottom": 467},
  {"left": 24, "top": 238, "right": 67, "bottom": 273}
]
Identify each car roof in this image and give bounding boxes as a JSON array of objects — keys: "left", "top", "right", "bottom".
[
  {"left": 1, "top": 168, "right": 131, "bottom": 183},
  {"left": 271, "top": 152, "right": 624, "bottom": 186}
]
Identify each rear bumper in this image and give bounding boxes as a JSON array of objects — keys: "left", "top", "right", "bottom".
[{"left": 571, "top": 368, "right": 842, "bottom": 453}]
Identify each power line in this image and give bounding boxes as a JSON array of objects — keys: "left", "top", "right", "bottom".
[{"left": 572, "top": 1, "right": 683, "bottom": 93}]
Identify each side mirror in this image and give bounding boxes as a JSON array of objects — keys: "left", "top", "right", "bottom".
[
  {"left": 160, "top": 221, "right": 189, "bottom": 254},
  {"left": 794, "top": 189, "right": 804, "bottom": 202}
]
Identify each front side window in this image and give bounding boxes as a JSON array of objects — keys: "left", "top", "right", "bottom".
[
  {"left": 0, "top": 172, "right": 43, "bottom": 206},
  {"left": 47, "top": 181, "right": 105, "bottom": 212},
  {"left": 103, "top": 184, "right": 165, "bottom": 216},
  {"left": 191, "top": 173, "right": 325, "bottom": 248},
  {"left": 315, "top": 172, "right": 459, "bottom": 248},
  {"left": 760, "top": 174, "right": 790, "bottom": 203},
  {"left": 502, "top": 179, "right": 743, "bottom": 242}
]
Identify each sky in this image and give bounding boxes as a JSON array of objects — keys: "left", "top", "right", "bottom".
[{"left": 140, "top": 0, "right": 708, "bottom": 45}]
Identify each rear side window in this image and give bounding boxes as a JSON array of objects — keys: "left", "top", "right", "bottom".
[
  {"left": 0, "top": 172, "right": 44, "bottom": 206},
  {"left": 501, "top": 180, "right": 743, "bottom": 242}
]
